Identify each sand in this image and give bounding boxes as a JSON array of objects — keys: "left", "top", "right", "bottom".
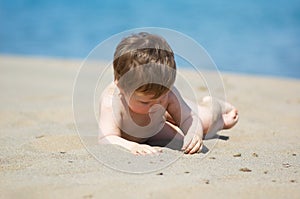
[{"left": 0, "top": 55, "right": 299, "bottom": 199}]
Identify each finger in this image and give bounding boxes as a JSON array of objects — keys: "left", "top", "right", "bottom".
[
  {"left": 194, "top": 140, "right": 204, "bottom": 154},
  {"left": 198, "top": 143, "right": 203, "bottom": 153},
  {"left": 135, "top": 150, "right": 144, "bottom": 156},
  {"left": 145, "top": 145, "right": 162, "bottom": 155},
  {"left": 135, "top": 150, "right": 143, "bottom": 155},
  {"left": 142, "top": 148, "right": 153, "bottom": 155},
  {"left": 182, "top": 134, "right": 193, "bottom": 151},
  {"left": 198, "top": 140, "right": 203, "bottom": 152},
  {"left": 151, "top": 147, "right": 162, "bottom": 154},
  {"left": 188, "top": 141, "right": 201, "bottom": 154},
  {"left": 145, "top": 147, "right": 157, "bottom": 155},
  {"left": 152, "top": 147, "right": 163, "bottom": 153},
  {"left": 141, "top": 145, "right": 156, "bottom": 154},
  {"left": 185, "top": 136, "right": 199, "bottom": 153},
  {"left": 151, "top": 147, "right": 163, "bottom": 155},
  {"left": 135, "top": 148, "right": 148, "bottom": 155}
]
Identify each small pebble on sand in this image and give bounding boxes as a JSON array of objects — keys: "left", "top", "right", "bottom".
[
  {"left": 233, "top": 153, "right": 241, "bottom": 157},
  {"left": 239, "top": 168, "right": 252, "bottom": 172},
  {"left": 283, "top": 163, "right": 291, "bottom": 168}
]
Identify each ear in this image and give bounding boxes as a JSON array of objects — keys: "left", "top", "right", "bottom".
[
  {"left": 114, "top": 80, "right": 125, "bottom": 95},
  {"left": 114, "top": 79, "right": 118, "bottom": 86},
  {"left": 114, "top": 80, "right": 122, "bottom": 90}
]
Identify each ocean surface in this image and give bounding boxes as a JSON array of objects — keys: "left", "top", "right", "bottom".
[{"left": 0, "top": 0, "right": 300, "bottom": 78}]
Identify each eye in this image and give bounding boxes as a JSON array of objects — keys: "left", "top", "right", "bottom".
[{"left": 140, "top": 101, "right": 150, "bottom": 105}]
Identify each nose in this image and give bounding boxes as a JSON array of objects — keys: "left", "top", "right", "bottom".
[
  {"left": 149, "top": 99, "right": 161, "bottom": 107},
  {"left": 156, "top": 99, "right": 162, "bottom": 104},
  {"left": 148, "top": 103, "right": 164, "bottom": 113}
]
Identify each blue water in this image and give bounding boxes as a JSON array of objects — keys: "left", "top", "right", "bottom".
[{"left": 1, "top": 0, "right": 300, "bottom": 78}]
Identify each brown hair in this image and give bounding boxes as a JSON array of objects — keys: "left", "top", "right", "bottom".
[{"left": 113, "top": 32, "right": 176, "bottom": 98}]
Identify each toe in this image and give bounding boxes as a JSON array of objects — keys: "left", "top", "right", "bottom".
[
  {"left": 228, "top": 109, "right": 237, "bottom": 118},
  {"left": 223, "top": 109, "right": 239, "bottom": 129}
]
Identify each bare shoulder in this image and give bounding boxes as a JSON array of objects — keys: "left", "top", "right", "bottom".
[
  {"left": 166, "top": 86, "right": 183, "bottom": 113},
  {"left": 98, "top": 83, "right": 122, "bottom": 137},
  {"left": 167, "top": 86, "right": 182, "bottom": 105},
  {"left": 99, "top": 83, "right": 124, "bottom": 124},
  {"left": 100, "top": 83, "right": 119, "bottom": 108}
]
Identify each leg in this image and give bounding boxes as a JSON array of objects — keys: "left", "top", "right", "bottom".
[
  {"left": 201, "top": 96, "right": 239, "bottom": 139},
  {"left": 146, "top": 122, "right": 184, "bottom": 150}
]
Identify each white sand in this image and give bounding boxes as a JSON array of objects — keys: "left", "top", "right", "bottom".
[{"left": 0, "top": 55, "right": 299, "bottom": 198}]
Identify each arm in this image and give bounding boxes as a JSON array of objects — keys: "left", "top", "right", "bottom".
[
  {"left": 99, "top": 135, "right": 160, "bottom": 155},
  {"left": 98, "top": 93, "right": 135, "bottom": 151},
  {"left": 167, "top": 87, "right": 203, "bottom": 154},
  {"left": 99, "top": 134, "right": 137, "bottom": 151},
  {"left": 98, "top": 91, "right": 161, "bottom": 155}
]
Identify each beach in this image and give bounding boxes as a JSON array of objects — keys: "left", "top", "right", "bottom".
[{"left": 0, "top": 55, "right": 299, "bottom": 198}]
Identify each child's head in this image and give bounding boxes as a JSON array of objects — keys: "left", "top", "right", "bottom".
[{"left": 113, "top": 32, "right": 176, "bottom": 99}]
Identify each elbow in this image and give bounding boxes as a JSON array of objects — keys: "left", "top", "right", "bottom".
[
  {"left": 98, "top": 136, "right": 107, "bottom": 144},
  {"left": 98, "top": 136, "right": 111, "bottom": 144},
  {"left": 98, "top": 134, "right": 118, "bottom": 144}
]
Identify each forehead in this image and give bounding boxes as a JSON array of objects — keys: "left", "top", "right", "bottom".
[
  {"left": 133, "top": 91, "right": 168, "bottom": 100},
  {"left": 133, "top": 92, "right": 155, "bottom": 100}
]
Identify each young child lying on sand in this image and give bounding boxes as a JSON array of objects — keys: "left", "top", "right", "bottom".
[{"left": 98, "top": 32, "right": 238, "bottom": 155}]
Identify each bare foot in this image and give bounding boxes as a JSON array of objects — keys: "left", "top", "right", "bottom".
[
  {"left": 222, "top": 108, "right": 239, "bottom": 129},
  {"left": 202, "top": 96, "right": 239, "bottom": 129}
]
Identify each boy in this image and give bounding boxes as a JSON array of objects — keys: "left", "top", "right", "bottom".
[{"left": 98, "top": 32, "right": 238, "bottom": 155}]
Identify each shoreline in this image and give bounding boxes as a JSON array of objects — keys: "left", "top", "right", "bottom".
[
  {"left": 1, "top": 55, "right": 299, "bottom": 198},
  {"left": 1, "top": 54, "right": 299, "bottom": 81}
]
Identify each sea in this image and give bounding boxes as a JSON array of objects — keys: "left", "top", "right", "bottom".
[{"left": 0, "top": 0, "right": 299, "bottom": 78}]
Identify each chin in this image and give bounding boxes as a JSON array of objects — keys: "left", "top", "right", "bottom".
[
  {"left": 135, "top": 110, "right": 149, "bottom": 115},
  {"left": 130, "top": 107, "right": 149, "bottom": 115}
]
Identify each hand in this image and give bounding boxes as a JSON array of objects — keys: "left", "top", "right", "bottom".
[
  {"left": 182, "top": 134, "right": 203, "bottom": 154},
  {"left": 130, "top": 143, "right": 162, "bottom": 155}
]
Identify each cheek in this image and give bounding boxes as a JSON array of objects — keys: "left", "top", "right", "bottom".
[
  {"left": 128, "top": 100, "right": 150, "bottom": 114},
  {"left": 161, "top": 96, "right": 168, "bottom": 105}
]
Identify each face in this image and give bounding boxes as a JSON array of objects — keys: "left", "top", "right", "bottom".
[{"left": 125, "top": 91, "right": 169, "bottom": 114}]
